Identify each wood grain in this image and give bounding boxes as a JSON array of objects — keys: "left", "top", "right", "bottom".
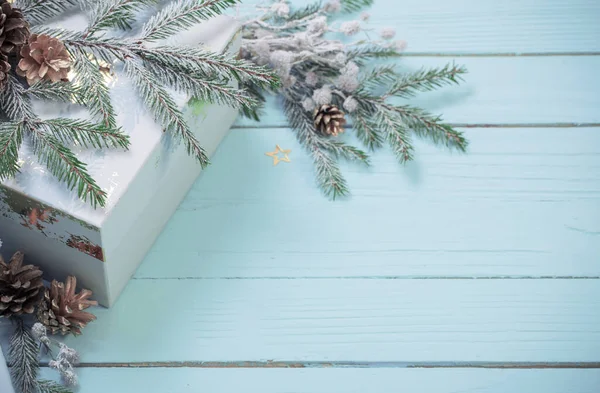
[
  {"left": 37, "top": 368, "right": 600, "bottom": 393},
  {"left": 39, "top": 279, "right": 600, "bottom": 363},
  {"left": 235, "top": 56, "right": 600, "bottom": 127},
  {"left": 238, "top": 0, "right": 600, "bottom": 54},
  {"left": 133, "top": 127, "right": 600, "bottom": 279}
]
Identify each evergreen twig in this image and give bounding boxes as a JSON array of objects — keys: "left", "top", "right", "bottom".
[
  {"left": 86, "top": 0, "right": 156, "bottom": 36},
  {"left": 125, "top": 59, "right": 209, "bottom": 167},
  {"left": 9, "top": 318, "right": 39, "bottom": 393},
  {"left": 71, "top": 53, "right": 118, "bottom": 128},
  {"left": 340, "top": 0, "right": 374, "bottom": 12},
  {"left": 19, "top": 0, "right": 78, "bottom": 25},
  {"left": 141, "top": 0, "right": 240, "bottom": 42}
]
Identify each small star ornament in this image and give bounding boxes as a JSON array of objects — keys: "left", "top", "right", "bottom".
[{"left": 265, "top": 145, "right": 291, "bottom": 166}]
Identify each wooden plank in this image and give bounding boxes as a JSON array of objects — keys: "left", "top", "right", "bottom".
[
  {"left": 37, "top": 368, "right": 600, "bottom": 393},
  {"left": 237, "top": 0, "right": 600, "bottom": 54},
  {"left": 234, "top": 57, "right": 600, "bottom": 127},
  {"left": 24, "top": 280, "right": 600, "bottom": 363},
  {"left": 135, "top": 127, "right": 600, "bottom": 279}
]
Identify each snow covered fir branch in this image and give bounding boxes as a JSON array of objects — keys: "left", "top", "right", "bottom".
[
  {"left": 240, "top": 0, "right": 468, "bottom": 198},
  {"left": 0, "top": 0, "right": 279, "bottom": 208}
]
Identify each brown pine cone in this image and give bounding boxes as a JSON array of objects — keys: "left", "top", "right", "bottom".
[
  {"left": 38, "top": 276, "right": 98, "bottom": 335},
  {"left": 17, "top": 34, "right": 72, "bottom": 85},
  {"left": 313, "top": 104, "right": 346, "bottom": 137},
  {"left": 0, "top": 53, "right": 10, "bottom": 91},
  {"left": 0, "top": 251, "right": 44, "bottom": 318},
  {"left": 0, "top": 0, "right": 30, "bottom": 55}
]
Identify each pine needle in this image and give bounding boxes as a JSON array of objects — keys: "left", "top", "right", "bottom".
[
  {"left": 125, "top": 59, "right": 209, "bottom": 167},
  {"left": 0, "top": 122, "right": 24, "bottom": 180},
  {"left": 9, "top": 319, "right": 39, "bottom": 393},
  {"left": 86, "top": 0, "right": 157, "bottom": 35},
  {"left": 141, "top": 0, "right": 240, "bottom": 41},
  {"left": 20, "top": 0, "right": 78, "bottom": 26},
  {"left": 29, "top": 124, "right": 108, "bottom": 208},
  {"left": 340, "top": 0, "right": 374, "bottom": 12}
]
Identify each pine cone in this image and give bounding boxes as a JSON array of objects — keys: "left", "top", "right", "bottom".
[
  {"left": 313, "top": 104, "right": 346, "bottom": 137},
  {"left": 0, "top": 53, "right": 10, "bottom": 92},
  {"left": 0, "top": 0, "right": 30, "bottom": 55},
  {"left": 17, "top": 34, "right": 72, "bottom": 85},
  {"left": 0, "top": 251, "right": 44, "bottom": 318},
  {"left": 38, "top": 276, "right": 97, "bottom": 335}
]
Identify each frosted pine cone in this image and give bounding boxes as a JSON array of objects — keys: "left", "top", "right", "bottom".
[
  {"left": 17, "top": 34, "right": 72, "bottom": 85},
  {"left": 313, "top": 104, "right": 346, "bottom": 137},
  {"left": 38, "top": 276, "right": 97, "bottom": 335},
  {"left": 0, "top": 0, "right": 30, "bottom": 54},
  {"left": 0, "top": 251, "right": 44, "bottom": 318}
]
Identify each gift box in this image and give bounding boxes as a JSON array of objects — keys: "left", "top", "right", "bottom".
[{"left": 0, "top": 15, "right": 241, "bottom": 307}]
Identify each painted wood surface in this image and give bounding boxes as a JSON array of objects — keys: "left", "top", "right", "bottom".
[
  {"left": 4, "top": 0, "right": 600, "bottom": 392},
  {"left": 235, "top": 56, "right": 600, "bottom": 127},
  {"left": 137, "top": 127, "right": 600, "bottom": 279},
  {"left": 37, "top": 368, "right": 600, "bottom": 393},
  {"left": 51, "top": 279, "right": 600, "bottom": 363},
  {"left": 238, "top": 0, "right": 600, "bottom": 54}
]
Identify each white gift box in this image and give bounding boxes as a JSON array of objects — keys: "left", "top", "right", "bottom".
[{"left": 0, "top": 16, "right": 241, "bottom": 306}]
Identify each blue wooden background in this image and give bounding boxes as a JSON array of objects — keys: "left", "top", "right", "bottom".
[{"left": 7, "top": 0, "right": 600, "bottom": 391}]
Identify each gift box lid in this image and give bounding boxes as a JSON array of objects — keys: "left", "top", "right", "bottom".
[{"left": 1, "top": 14, "right": 241, "bottom": 228}]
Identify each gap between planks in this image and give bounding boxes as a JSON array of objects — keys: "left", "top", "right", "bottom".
[
  {"left": 35, "top": 361, "right": 600, "bottom": 369},
  {"left": 390, "top": 52, "right": 600, "bottom": 57},
  {"left": 133, "top": 276, "right": 600, "bottom": 280},
  {"left": 231, "top": 123, "right": 600, "bottom": 130}
]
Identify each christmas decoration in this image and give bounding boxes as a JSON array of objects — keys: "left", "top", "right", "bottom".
[
  {"left": 37, "top": 276, "right": 97, "bottom": 335},
  {"left": 241, "top": 0, "right": 468, "bottom": 198},
  {"left": 0, "top": 250, "right": 43, "bottom": 317},
  {"left": 17, "top": 34, "right": 72, "bottom": 84},
  {"left": 0, "top": 0, "right": 279, "bottom": 208},
  {"left": 314, "top": 104, "right": 346, "bottom": 137},
  {"left": 0, "top": 0, "right": 30, "bottom": 55},
  {"left": 265, "top": 144, "right": 291, "bottom": 166}
]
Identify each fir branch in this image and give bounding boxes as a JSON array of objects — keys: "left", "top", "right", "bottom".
[
  {"left": 36, "top": 118, "right": 130, "bottom": 149},
  {"left": 62, "top": 35, "right": 132, "bottom": 63},
  {"left": 383, "top": 64, "right": 467, "bottom": 99},
  {"left": 352, "top": 109, "right": 384, "bottom": 151},
  {"left": 26, "top": 81, "right": 85, "bottom": 106},
  {"left": 0, "top": 121, "right": 24, "bottom": 180},
  {"left": 9, "top": 319, "right": 39, "bottom": 393},
  {"left": 135, "top": 46, "right": 280, "bottom": 90},
  {"left": 341, "top": 0, "right": 374, "bottom": 12},
  {"left": 239, "top": 79, "right": 266, "bottom": 121},
  {"left": 125, "top": 59, "right": 209, "bottom": 167},
  {"left": 288, "top": 2, "right": 322, "bottom": 20},
  {"left": 141, "top": 0, "right": 240, "bottom": 42},
  {"left": 20, "top": 0, "right": 78, "bottom": 26},
  {"left": 0, "top": 76, "right": 35, "bottom": 121},
  {"left": 86, "top": 0, "right": 156, "bottom": 36},
  {"left": 284, "top": 96, "right": 349, "bottom": 199},
  {"left": 360, "top": 65, "right": 398, "bottom": 89},
  {"left": 144, "top": 61, "right": 257, "bottom": 111},
  {"left": 385, "top": 103, "right": 468, "bottom": 152},
  {"left": 29, "top": 27, "right": 82, "bottom": 41},
  {"left": 37, "top": 380, "right": 74, "bottom": 393},
  {"left": 72, "top": 53, "right": 118, "bottom": 128},
  {"left": 347, "top": 45, "right": 401, "bottom": 63},
  {"left": 376, "top": 108, "right": 413, "bottom": 162},
  {"left": 28, "top": 123, "right": 108, "bottom": 207}
]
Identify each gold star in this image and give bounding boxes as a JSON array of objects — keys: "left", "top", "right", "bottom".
[{"left": 265, "top": 145, "right": 291, "bottom": 166}]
